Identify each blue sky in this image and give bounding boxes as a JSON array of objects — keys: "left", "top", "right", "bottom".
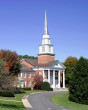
[{"left": 0, "top": 0, "right": 88, "bottom": 62}]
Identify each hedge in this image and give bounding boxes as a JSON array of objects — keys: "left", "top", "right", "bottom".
[{"left": 0, "top": 90, "right": 14, "bottom": 97}]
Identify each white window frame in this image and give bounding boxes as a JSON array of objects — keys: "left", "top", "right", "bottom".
[
  {"left": 21, "top": 73, "right": 22, "bottom": 77},
  {"left": 25, "top": 81, "right": 26, "bottom": 86},
  {"left": 24, "top": 73, "right": 26, "bottom": 78},
  {"left": 29, "top": 73, "right": 31, "bottom": 78},
  {"left": 39, "top": 72, "right": 42, "bottom": 75},
  {"left": 18, "top": 73, "right": 21, "bottom": 77},
  {"left": 29, "top": 81, "right": 31, "bottom": 86}
]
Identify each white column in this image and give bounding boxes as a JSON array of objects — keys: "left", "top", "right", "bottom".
[
  {"left": 43, "top": 70, "right": 45, "bottom": 82},
  {"left": 53, "top": 70, "right": 55, "bottom": 88},
  {"left": 58, "top": 70, "right": 60, "bottom": 88},
  {"left": 63, "top": 71, "right": 65, "bottom": 88},
  {"left": 48, "top": 70, "right": 50, "bottom": 83}
]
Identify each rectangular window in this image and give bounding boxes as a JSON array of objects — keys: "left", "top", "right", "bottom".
[
  {"left": 39, "top": 72, "right": 42, "bottom": 75},
  {"left": 23, "top": 81, "right": 26, "bottom": 87},
  {"left": 24, "top": 73, "right": 26, "bottom": 78},
  {"left": 33, "top": 74, "right": 35, "bottom": 77},
  {"left": 29, "top": 81, "right": 31, "bottom": 86},
  {"left": 29, "top": 73, "right": 31, "bottom": 78},
  {"left": 18, "top": 73, "right": 21, "bottom": 77}
]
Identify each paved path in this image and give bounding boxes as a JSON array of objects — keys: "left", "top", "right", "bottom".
[{"left": 27, "top": 91, "right": 72, "bottom": 110}]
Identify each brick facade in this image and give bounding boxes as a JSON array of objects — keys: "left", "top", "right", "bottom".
[{"left": 38, "top": 54, "right": 55, "bottom": 64}]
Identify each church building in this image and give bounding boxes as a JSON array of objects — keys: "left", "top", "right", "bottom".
[{"left": 18, "top": 11, "right": 66, "bottom": 89}]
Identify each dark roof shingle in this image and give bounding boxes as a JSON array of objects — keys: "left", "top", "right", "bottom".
[
  {"left": 21, "top": 64, "right": 35, "bottom": 72},
  {"left": 22, "top": 58, "right": 57, "bottom": 67}
]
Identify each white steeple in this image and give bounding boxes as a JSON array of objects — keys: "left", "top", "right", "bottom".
[
  {"left": 39, "top": 11, "right": 54, "bottom": 55},
  {"left": 44, "top": 11, "right": 48, "bottom": 34}
]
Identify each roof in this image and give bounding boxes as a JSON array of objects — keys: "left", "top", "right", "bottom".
[
  {"left": 21, "top": 58, "right": 58, "bottom": 67},
  {"left": 21, "top": 64, "right": 35, "bottom": 72}
]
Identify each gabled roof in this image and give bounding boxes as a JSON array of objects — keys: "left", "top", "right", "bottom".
[
  {"left": 21, "top": 64, "right": 35, "bottom": 72},
  {"left": 21, "top": 58, "right": 64, "bottom": 68}
]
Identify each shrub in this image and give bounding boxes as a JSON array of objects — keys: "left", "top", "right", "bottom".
[
  {"left": 22, "top": 87, "right": 31, "bottom": 90},
  {"left": 41, "top": 82, "right": 51, "bottom": 91},
  {"left": 69, "top": 57, "right": 88, "bottom": 105},
  {"left": 48, "top": 88, "right": 53, "bottom": 91},
  {"left": 0, "top": 90, "right": 14, "bottom": 97}
]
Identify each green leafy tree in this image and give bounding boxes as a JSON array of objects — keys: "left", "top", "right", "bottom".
[
  {"left": 19, "top": 55, "right": 38, "bottom": 60},
  {"left": 69, "top": 57, "right": 88, "bottom": 104},
  {"left": 64, "top": 56, "right": 78, "bottom": 84}
]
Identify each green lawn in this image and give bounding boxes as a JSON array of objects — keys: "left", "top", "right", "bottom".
[
  {"left": 0, "top": 90, "right": 44, "bottom": 110},
  {"left": 50, "top": 93, "right": 88, "bottom": 110}
]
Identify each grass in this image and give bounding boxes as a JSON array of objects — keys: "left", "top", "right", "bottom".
[
  {"left": 50, "top": 93, "right": 88, "bottom": 110},
  {"left": 0, "top": 90, "right": 45, "bottom": 110}
]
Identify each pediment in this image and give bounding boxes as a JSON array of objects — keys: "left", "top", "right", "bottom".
[{"left": 51, "top": 61, "right": 66, "bottom": 69}]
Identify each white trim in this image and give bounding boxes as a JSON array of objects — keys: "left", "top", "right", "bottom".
[
  {"left": 63, "top": 71, "right": 65, "bottom": 88},
  {"left": 48, "top": 70, "right": 50, "bottom": 83},
  {"left": 21, "top": 73, "right": 22, "bottom": 77},
  {"left": 58, "top": 70, "right": 60, "bottom": 88},
  {"left": 43, "top": 70, "right": 44, "bottom": 81},
  {"left": 29, "top": 73, "right": 31, "bottom": 78},
  {"left": 53, "top": 70, "right": 55, "bottom": 88},
  {"left": 29, "top": 81, "right": 31, "bottom": 86},
  {"left": 39, "top": 72, "right": 42, "bottom": 75},
  {"left": 24, "top": 73, "right": 26, "bottom": 78},
  {"left": 25, "top": 81, "right": 26, "bottom": 86}
]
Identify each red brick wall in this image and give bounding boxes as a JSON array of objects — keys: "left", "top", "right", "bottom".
[
  {"left": 38, "top": 55, "right": 55, "bottom": 63},
  {"left": 21, "top": 72, "right": 34, "bottom": 88}
]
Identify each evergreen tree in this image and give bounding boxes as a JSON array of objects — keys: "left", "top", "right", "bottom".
[{"left": 69, "top": 57, "right": 88, "bottom": 104}]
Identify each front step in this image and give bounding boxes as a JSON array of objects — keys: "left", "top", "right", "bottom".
[{"left": 53, "top": 88, "right": 69, "bottom": 91}]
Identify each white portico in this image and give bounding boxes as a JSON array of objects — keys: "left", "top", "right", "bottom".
[{"left": 42, "top": 61, "right": 66, "bottom": 88}]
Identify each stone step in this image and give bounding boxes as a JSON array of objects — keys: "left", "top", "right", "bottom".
[{"left": 53, "top": 88, "right": 69, "bottom": 91}]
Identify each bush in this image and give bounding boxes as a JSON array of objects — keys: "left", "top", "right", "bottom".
[
  {"left": 41, "top": 82, "right": 51, "bottom": 91},
  {"left": 48, "top": 88, "right": 53, "bottom": 91},
  {"left": 15, "top": 88, "right": 24, "bottom": 94},
  {"left": 22, "top": 87, "right": 31, "bottom": 90},
  {"left": 0, "top": 90, "right": 14, "bottom": 97},
  {"left": 69, "top": 57, "right": 88, "bottom": 105}
]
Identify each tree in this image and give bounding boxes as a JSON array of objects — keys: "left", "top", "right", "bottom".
[
  {"left": 34, "top": 74, "right": 43, "bottom": 90},
  {"left": 0, "top": 58, "right": 15, "bottom": 92},
  {"left": 64, "top": 56, "right": 78, "bottom": 84},
  {"left": 0, "top": 49, "right": 21, "bottom": 76},
  {"left": 69, "top": 57, "right": 88, "bottom": 104},
  {"left": 19, "top": 55, "right": 38, "bottom": 60}
]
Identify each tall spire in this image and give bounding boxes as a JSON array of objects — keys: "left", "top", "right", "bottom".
[{"left": 44, "top": 11, "right": 48, "bottom": 34}]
